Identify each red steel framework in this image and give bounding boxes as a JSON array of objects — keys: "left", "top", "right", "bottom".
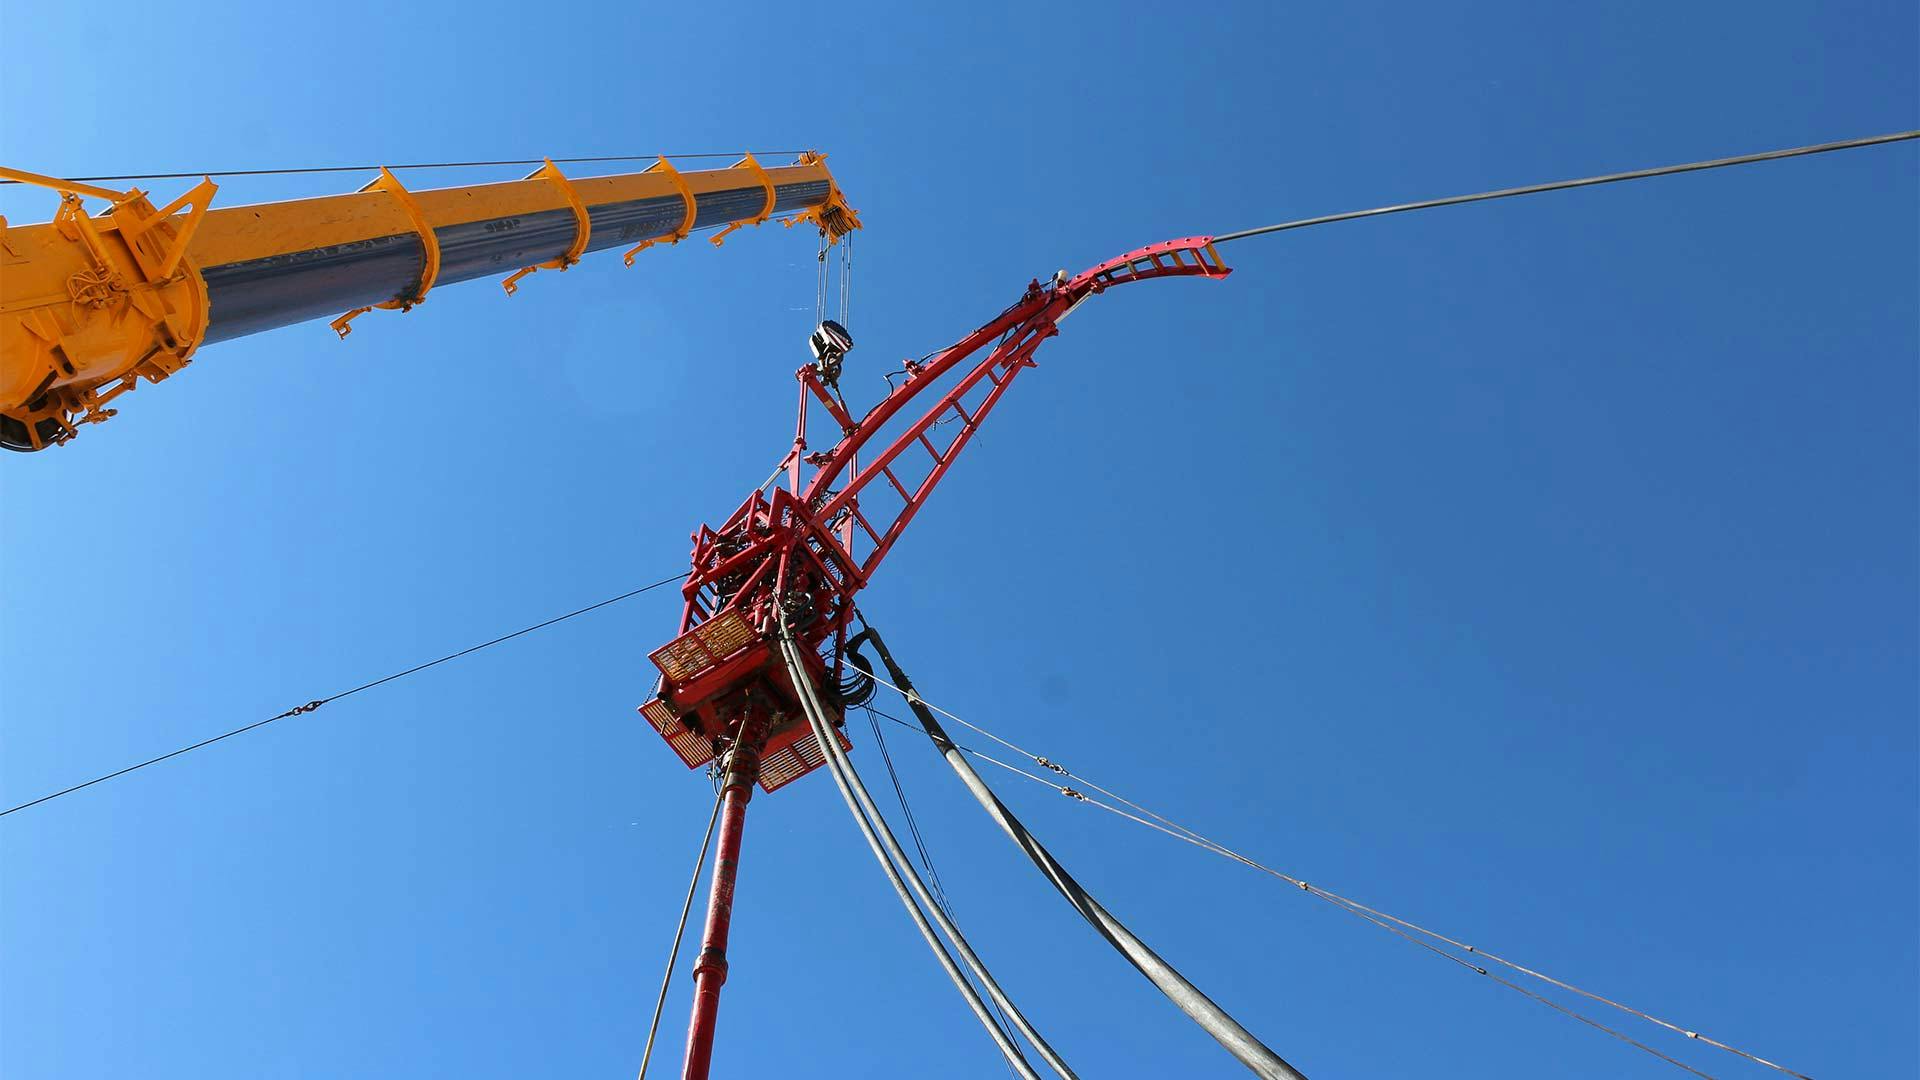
[{"left": 640, "top": 236, "right": 1231, "bottom": 1079}]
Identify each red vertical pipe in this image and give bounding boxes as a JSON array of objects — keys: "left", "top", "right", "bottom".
[{"left": 681, "top": 709, "right": 767, "bottom": 1080}]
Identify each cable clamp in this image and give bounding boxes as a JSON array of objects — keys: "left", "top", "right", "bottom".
[
  {"left": 623, "top": 156, "right": 697, "bottom": 266},
  {"left": 331, "top": 167, "right": 441, "bottom": 338},
  {"left": 503, "top": 159, "right": 591, "bottom": 296}
]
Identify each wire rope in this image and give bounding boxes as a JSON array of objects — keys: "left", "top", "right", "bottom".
[
  {"left": 840, "top": 229, "right": 854, "bottom": 327},
  {"left": 851, "top": 627, "right": 1305, "bottom": 1080},
  {"left": 0, "top": 572, "right": 688, "bottom": 819},
  {"left": 864, "top": 704, "right": 1720, "bottom": 1079},
  {"left": 859, "top": 678, "right": 1813, "bottom": 1080},
  {"left": 864, "top": 707, "right": 952, "bottom": 912},
  {"left": 0, "top": 151, "right": 817, "bottom": 186},
  {"left": 636, "top": 787, "right": 725, "bottom": 1080},
  {"left": 1213, "top": 130, "right": 1917, "bottom": 244}
]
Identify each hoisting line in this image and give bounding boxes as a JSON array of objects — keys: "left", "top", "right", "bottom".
[
  {"left": 812, "top": 228, "right": 855, "bottom": 336},
  {"left": 839, "top": 229, "right": 855, "bottom": 327},
  {"left": 1213, "top": 129, "right": 1917, "bottom": 244},
  {"left": 0, "top": 151, "right": 817, "bottom": 185},
  {"left": 0, "top": 572, "right": 689, "bottom": 819},
  {"left": 636, "top": 787, "right": 725, "bottom": 1080},
  {"left": 774, "top": 617, "right": 1072, "bottom": 1080},
  {"left": 851, "top": 625, "right": 1307, "bottom": 1080},
  {"left": 815, "top": 229, "right": 830, "bottom": 328},
  {"left": 854, "top": 671, "right": 1812, "bottom": 1080}
]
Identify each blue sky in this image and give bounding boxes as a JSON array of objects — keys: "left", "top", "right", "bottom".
[{"left": 2, "top": 2, "right": 1914, "bottom": 1077}]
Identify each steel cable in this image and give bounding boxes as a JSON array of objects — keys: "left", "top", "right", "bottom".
[
  {"left": 0, "top": 151, "right": 816, "bottom": 186},
  {"left": 863, "top": 707, "right": 953, "bottom": 913},
  {"left": 0, "top": 572, "right": 688, "bottom": 818},
  {"left": 636, "top": 788, "right": 725, "bottom": 1080},
  {"left": 1213, "top": 130, "right": 1917, "bottom": 244},
  {"left": 861, "top": 676, "right": 1814, "bottom": 1080},
  {"left": 863, "top": 710, "right": 1735, "bottom": 1079},
  {"left": 840, "top": 229, "right": 854, "bottom": 328},
  {"left": 852, "top": 629, "right": 1305, "bottom": 1080}
]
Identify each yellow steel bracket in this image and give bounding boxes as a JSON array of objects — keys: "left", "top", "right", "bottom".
[
  {"left": 623, "top": 157, "right": 697, "bottom": 266},
  {"left": 331, "top": 167, "right": 441, "bottom": 338},
  {"left": 781, "top": 151, "right": 863, "bottom": 245},
  {"left": 502, "top": 159, "right": 592, "bottom": 296},
  {"left": 708, "top": 153, "right": 776, "bottom": 248},
  {"left": 0, "top": 166, "right": 218, "bottom": 448},
  {"left": 113, "top": 177, "right": 218, "bottom": 281}
]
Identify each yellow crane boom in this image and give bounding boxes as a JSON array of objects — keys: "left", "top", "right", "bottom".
[{"left": 0, "top": 152, "right": 859, "bottom": 451}]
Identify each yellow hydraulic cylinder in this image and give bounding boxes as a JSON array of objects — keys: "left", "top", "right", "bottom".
[{"left": 0, "top": 152, "right": 858, "bottom": 451}]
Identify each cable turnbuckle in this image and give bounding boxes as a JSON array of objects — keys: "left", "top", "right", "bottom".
[
  {"left": 1035, "top": 756, "right": 1067, "bottom": 774},
  {"left": 1060, "top": 787, "right": 1086, "bottom": 801}
]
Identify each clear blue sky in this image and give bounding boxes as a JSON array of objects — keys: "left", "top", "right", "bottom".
[{"left": 3, "top": 3, "right": 1914, "bottom": 1077}]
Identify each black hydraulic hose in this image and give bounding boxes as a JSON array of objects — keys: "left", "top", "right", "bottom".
[
  {"left": 853, "top": 626, "right": 1309, "bottom": 1080},
  {"left": 774, "top": 624, "right": 1045, "bottom": 1080},
  {"left": 789, "top": 631, "right": 1078, "bottom": 1080}
]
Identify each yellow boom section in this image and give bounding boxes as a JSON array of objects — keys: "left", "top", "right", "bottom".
[{"left": 0, "top": 152, "right": 859, "bottom": 451}]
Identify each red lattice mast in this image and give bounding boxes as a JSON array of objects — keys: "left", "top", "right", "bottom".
[{"left": 639, "top": 237, "right": 1231, "bottom": 1079}]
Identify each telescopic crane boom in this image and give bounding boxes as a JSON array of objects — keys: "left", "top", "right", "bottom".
[{"left": 0, "top": 153, "right": 859, "bottom": 451}]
